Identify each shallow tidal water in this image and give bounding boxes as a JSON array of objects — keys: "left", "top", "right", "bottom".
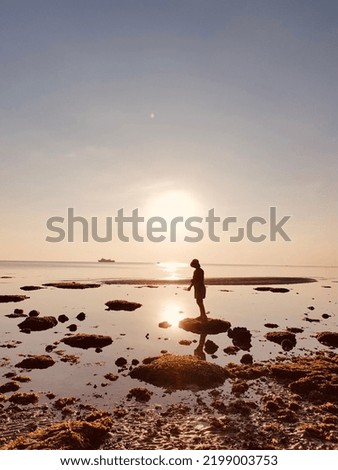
[{"left": 0, "top": 261, "right": 337, "bottom": 410}]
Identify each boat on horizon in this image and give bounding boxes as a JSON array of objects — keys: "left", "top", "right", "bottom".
[{"left": 98, "top": 258, "right": 115, "bottom": 263}]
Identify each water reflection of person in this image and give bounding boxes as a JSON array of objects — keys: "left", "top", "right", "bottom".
[
  {"left": 187, "top": 259, "right": 207, "bottom": 321},
  {"left": 194, "top": 333, "right": 206, "bottom": 360}
]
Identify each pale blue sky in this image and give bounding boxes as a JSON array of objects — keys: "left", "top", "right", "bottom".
[{"left": 1, "top": 0, "right": 337, "bottom": 264}]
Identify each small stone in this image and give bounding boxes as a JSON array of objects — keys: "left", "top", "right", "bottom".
[
  {"left": 76, "top": 312, "right": 86, "bottom": 321},
  {"left": 115, "top": 357, "right": 127, "bottom": 367},
  {"left": 58, "top": 314, "right": 69, "bottom": 323},
  {"left": 240, "top": 354, "right": 253, "bottom": 365},
  {"left": 28, "top": 310, "right": 40, "bottom": 317},
  {"left": 67, "top": 324, "right": 77, "bottom": 332}
]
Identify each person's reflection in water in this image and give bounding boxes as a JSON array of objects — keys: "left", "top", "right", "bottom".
[
  {"left": 187, "top": 259, "right": 207, "bottom": 321},
  {"left": 194, "top": 333, "right": 207, "bottom": 360}
]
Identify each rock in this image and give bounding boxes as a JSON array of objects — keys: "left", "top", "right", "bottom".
[
  {"left": 240, "top": 354, "right": 253, "bottom": 365},
  {"left": 0, "top": 295, "right": 29, "bottom": 303},
  {"left": 131, "top": 359, "right": 139, "bottom": 366},
  {"left": 231, "top": 380, "right": 249, "bottom": 395},
  {"left": 322, "top": 314, "right": 331, "bottom": 319},
  {"left": 158, "top": 321, "right": 171, "bottom": 329},
  {"left": 15, "top": 355, "right": 55, "bottom": 369},
  {"left": 28, "top": 310, "right": 40, "bottom": 317},
  {"left": 179, "top": 317, "right": 231, "bottom": 335},
  {"left": 18, "top": 316, "right": 58, "bottom": 331},
  {"left": 1, "top": 411, "right": 113, "bottom": 450},
  {"left": 104, "top": 373, "right": 118, "bottom": 381},
  {"left": 45, "top": 345, "right": 55, "bottom": 353},
  {"left": 58, "top": 314, "right": 69, "bottom": 323},
  {"left": 265, "top": 331, "right": 296, "bottom": 348},
  {"left": 286, "top": 327, "right": 304, "bottom": 334},
  {"left": 316, "top": 332, "right": 338, "bottom": 348},
  {"left": 105, "top": 300, "right": 142, "bottom": 311},
  {"left": 308, "top": 306, "right": 315, "bottom": 310},
  {"left": 43, "top": 282, "right": 101, "bottom": 289},
  {"left": 304, "top": 317, "right": 320, "bottom": 323},
  {"left": 14, "top": 308, "right": 24, "bottom": 314},
  {"left": 204, "top": 340, "right": 219, "bottom": 355},
  {"left": 127, "top": 387, "right": 153, "bottom": 402},
  {"left": 61, "top": 334, "right": 113, "bottom": 349},
  {"left": 130, "top": 354, "right": 227, "bottom": 390},
  {"left": 20, "top": 286, "right": 44, "bottom": 291},
  {"left": 115, "top": 357, "right": 127, "bottom": 367},
  {"left": 0, "top": 381, "right": 20, "bottom": 393},
  {"left": 8, "top": 392, "right": 39, "bottom": 405},
  {"left": 76, "top": 312, "right": 86, "bottom": 321},
  {"left": 264, "top": 323, "right": 279, "bottom": 328},
  {"left": 179, "top": 339, "right": 192, "bottom": 346},
  {"left": 67, "top": 324, "right": 77, "bottom": 332},
  {"left": 5, "top": 312, "right": 26, "bottom": 318},
  {"left": 281, "top": 339, "right": 294, "bottom": 351},
  {"left": 254, "top": 287, "right": 290, "bottom": 293},
  {"left": 223, "top": 346, "right": 240, "bottom": 355},
  {"left": 228, "top": 327, "right": 252, "bottom": 350},
  {"left": 142, "top": 356, "right": 158, "bottom": 364},
  {"left": 270, "top": 287, "right": 290, "bottom": 293},
  {"left": 54, "top": 397, "right": 77, "bottom": 409}
]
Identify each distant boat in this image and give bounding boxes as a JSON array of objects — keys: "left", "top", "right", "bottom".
[{"left": 98, "top": 258, "right": 115, "bottom": 263}]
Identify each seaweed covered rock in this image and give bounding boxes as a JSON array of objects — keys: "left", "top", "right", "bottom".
[
  {"left": 0, "top": 295, "right": 29, "bottom": 303},
  {"left": 15, "top": 355, "right": 55, "bottom": 370},
  {"left": 105, "top": 300, "right": 142, "bottom": 311},
  {"left": 130, "top": 354, "right": 227, "bottom": 390},
  {"left": 20, "top": 286, "right": 44, "bottom": 291},
  {"left": 0, "top": 381, "right": 20, "bottom": 393},
  {"left": 228, "top": 327, "right": 252, "bottom": 350},
  {"left": 316, "top": 332, "right": 338, "bottom": 348},
  {"left": 0, "top": 411, "right": 113, "bottom": 450},
  {"left": 43, "top": 282, "right": 101, "bottom": 289},
  {"left": 8, "top": 392, "right": 39, "bottom": 405},
  {"left": 265, "top": 331, "right": 296, "bottom": 349},
  {"left": 18, "top": 316, "right": 58, "bottom": 331},
  {"left": 127, "top": 387, "right": 153, "bottom": 402},
  {"left": 179, "top": 317, "right": 231, "bottom": 335},
  {"left": 204, "top": 340, "right": 219, "bottom": 355},
  {"left": 61, "top": 333, "right": 113, "bottom": 349}
]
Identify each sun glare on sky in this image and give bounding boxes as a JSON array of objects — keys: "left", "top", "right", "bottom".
[{"left": 145, "top": 190, "right": 201, "bottom": 220}]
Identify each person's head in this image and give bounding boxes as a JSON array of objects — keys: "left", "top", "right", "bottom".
[{"left": 190, "top": 258, "right": 200, "bottom": 268}]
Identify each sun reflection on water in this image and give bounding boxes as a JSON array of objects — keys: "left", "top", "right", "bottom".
[
  {"left": 159, "top": 301, "right": 185, "bottom": 328},
  {"left": 157, "top": 261, "right": 188, "bottom": 280}
]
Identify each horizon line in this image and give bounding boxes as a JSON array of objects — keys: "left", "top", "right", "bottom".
[{"left": 0, "top": 259, "right": 337, "bottom": 269}]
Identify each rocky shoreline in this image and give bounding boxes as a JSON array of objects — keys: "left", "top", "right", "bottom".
[
  {"left": 0, "top": 275, "right": 336, "bottom": 450},
  {"left": 1, "top": 350, "right": 338, "bottom": 450}
]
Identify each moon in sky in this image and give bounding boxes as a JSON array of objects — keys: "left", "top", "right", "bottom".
[{"left": 150, "top": 112, "right": 155, "bottom": 119}]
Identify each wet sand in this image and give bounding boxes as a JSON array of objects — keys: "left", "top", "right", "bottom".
[{"left": 103, "top": 276, "right": 317, "bottom": 286}]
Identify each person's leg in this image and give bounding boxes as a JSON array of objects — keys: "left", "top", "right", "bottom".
[{"left": 196, "top": 298, "right": 207, "bottom": 320}]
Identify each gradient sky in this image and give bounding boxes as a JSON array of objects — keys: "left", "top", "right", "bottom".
[{"left": 1, "top": 0, "right": 337, "bottom": 265}]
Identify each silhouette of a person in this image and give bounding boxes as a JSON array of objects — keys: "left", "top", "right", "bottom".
[{"left": 187, "top": 259, "right": 207, "bottom": 321}]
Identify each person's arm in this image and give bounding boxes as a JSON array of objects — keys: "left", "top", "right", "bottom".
[{"left": 187, "top": 270, "right": 196, "bottom": 291}]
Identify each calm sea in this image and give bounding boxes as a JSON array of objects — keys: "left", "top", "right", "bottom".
[{"left": 1, "top": 260, "right": 337, "bottom": 287}]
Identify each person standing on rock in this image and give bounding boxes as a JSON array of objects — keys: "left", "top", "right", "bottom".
[{"left": 187, "top": 259, "right": 207, "bottom": 321}]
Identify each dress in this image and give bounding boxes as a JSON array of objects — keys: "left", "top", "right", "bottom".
[{"left": 192, "top": 267, "right": 206, "bottom": 300}]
